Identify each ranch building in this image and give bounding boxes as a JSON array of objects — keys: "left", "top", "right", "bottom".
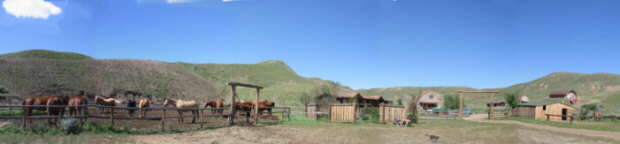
[
  {"left": 417, "top": 91, "right": 443, "bottom": 111},
  {"left": 549, "top": 90, "right": 577, "bottom": 99},
  {"left": 334, "top": 92, "right": 388, "bottom": 108},
  {"left": 511, "top": 102, "right": 576, "bottom": 121}
]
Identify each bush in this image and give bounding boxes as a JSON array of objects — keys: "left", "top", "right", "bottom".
[
  {"left": 360, "top": 107, "right": 380, "bottom": 123},
  {"left": 59, "top": 118, "right": 80, "bottom": 134}
]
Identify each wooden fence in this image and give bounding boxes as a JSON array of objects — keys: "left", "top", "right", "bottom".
[
  {"left": 0, "top": 105, "right": 290, "bottom": 130},
  {"left": 379, "top": 104, "right": 407, "bottom": 124},
  {"left": 329, "top": 104, "right": 356, "bottom": 122}
]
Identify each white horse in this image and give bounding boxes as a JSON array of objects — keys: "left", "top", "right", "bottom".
[
  {"left": 95, "top": 95, "right": 122, "bottom": 116},
  {"left": 163, "top": 98, "right": 199, "bottom": 123}
]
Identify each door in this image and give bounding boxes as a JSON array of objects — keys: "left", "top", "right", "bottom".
[{"left": 561, "top": 108, "right": 567, "bottom": 120}]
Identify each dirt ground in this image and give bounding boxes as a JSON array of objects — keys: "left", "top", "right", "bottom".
[{"left": 131, "top": 119, "right": 619, "bottom": 144}]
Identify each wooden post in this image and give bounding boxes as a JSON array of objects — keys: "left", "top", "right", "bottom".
[
  {"left": 380, "top": 103, "right": 385, "bottom": 124},
  {"left": 546, "top": 114, "right": 550, "bottom": 121},
  {"left": 304, "top": 104, "right": 308, "bottom": 117},
  {"left": 570, "top": 115, "right": 573, "bottom": 124},
  {"left": 22, "top": 106, "right": 26, "bottom": 129},
  {"left": 458, "top": 92, "right": 463, "bottom": 120},
  {"left": 229, "top": 85, "right": 236, "bottom": 126},
  {"left": 255, "top": 88, "right": 260, "bottom": 125},
  {"left": 111, "top": 107, "right": 115, "bottom": 125},
  {"left": 328, "top": 104, "right": 332, "bottom": 122},
  {"left": 352, "top": 103, "right": 357, "bottom": 123},
  {"left": 200, "top": 108, "right": 204, "bottom": 129},
  {"left": 161, "top": 109, "right": 166, "bottom": 131}
]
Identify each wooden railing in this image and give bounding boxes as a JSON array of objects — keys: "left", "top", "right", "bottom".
[{"left": 0, "top": 105, "right": 290, "bottom": 129}]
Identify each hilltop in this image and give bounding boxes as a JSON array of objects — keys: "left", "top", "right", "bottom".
[
  {"left": 0, "top": 50, "right": 352, "bottom": 105},
  {"left": 0, "top": 49, "right": 92, "bottom": 60}
]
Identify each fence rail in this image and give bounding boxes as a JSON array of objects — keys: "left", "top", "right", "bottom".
[{"left": 0, "top": 104, "right": 291, "bottom": 130}]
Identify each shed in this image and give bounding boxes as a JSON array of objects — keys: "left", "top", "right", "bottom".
[
  {"left": 512, "top": 102, "right": 576, "bottom": 121},
  {"left": 549, "top": 90, "right": 577, "bottom": 99},
  {"left": 417, "top": 91, "right": 443, "bottom": 110}
]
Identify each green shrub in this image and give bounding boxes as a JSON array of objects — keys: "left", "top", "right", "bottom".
[{"left": 360, "top": 107, "right": 380, "bottom": 123}]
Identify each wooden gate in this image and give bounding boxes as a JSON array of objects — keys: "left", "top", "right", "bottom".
[
  {"left": 380, "top": 104, "right": 407, "bottom": 124},
  {"left": 305, "top": 104, "right": 318, "bottom": 119},
  {"left": 329, "top": 104, "right": 356, "bottom": 122}
]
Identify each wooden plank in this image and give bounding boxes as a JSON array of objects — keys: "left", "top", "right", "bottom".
[
  {"left": 161, "top": 109, "right": 166, "bottom": 131},
  {"left": 227, "top": 82, "right": 263, "bottom": 89},
  {"left": 229, "top": 85, "right": 236, "bottom": 125},
  {"left": 255, "top": 89, "right": 260, "bottom": 125},
  {"left": 458, "top": 93, "right": 463, "bottom": 120}
]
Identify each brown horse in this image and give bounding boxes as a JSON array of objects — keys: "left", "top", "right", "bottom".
[
  {"left": 95, "top": 95, "right": 122, "bottom": 116},
  {"left": 204, "top": 98, "right": 225, "bottom": 115},
  {"left": 233, "top": 101, "right": 255, "bottom": 117},
  {"left": 138, "top": 98, "right": 150, "bottom": 118},
  {"left": 68, "top": 95, "right": 89, "bottom": 122},
  {"left": 163, "top": 98, "right": 199, "bottom": 123},
  {"left": 46, "top": 95, "right": 70, "bottom": 126},
  {"left": 256, "top": 101, "right": 275, "bottom": 117},
  {"left": 22, "top": 96, "right": 54, "bottom": 123}
]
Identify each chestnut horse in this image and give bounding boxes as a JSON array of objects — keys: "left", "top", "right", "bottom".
[
  {"left": 22, "top": 96, "right": 57, "bottom": 123},
  {"left": 163, "top": 98, "right": 199, "bottom": 123},
  {"left": 138, "top": 98, "right": 150, "bottom": 118},
  {"left": 46, "top": 95, "right": 70, "bottom": 125},
  {"left": 204, "top": 98, "right": 225, "bottom": 115},
  {"left": 68, "top": 95, "right": 89, "bottom": 122},
  {"left": 233, "top": 101, "right": 255, "bottom": 117},
  {"left": 256, "top": 101, "right": 275, "bottom": 117}
]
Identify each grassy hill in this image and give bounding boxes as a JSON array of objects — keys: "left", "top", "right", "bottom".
[
  {"left": 0, "top": 50, "right": 351, "bottom": 106},
  {"left": 359, "top": 73, "right": 620, "bottom": 114},
  {"left": 0, "top": 49, "right": 92, "bottom": 60}
]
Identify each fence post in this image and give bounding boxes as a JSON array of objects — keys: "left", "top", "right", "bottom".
[
  {"left": 380, "top": 103, "right": 385, "bottom": 124},
  {"left": 200, "top": 108, "right": 204, "bottom": 129},
  {"left": 546, "top": 114, "right": 550, "bottom": 121},
  {"left": 111, "top": 107, "right": 115, "bottom": 125},
  {"left": 328, "top": 104, "right": 332, "bottom": 122},
  {"left": 161, "top": 109, "right": 166, "bottom": 131},
  {"left": 22, "top": 106, "right": 26, "bottom": 129},
  {"left": 570, "top": 115, "right": 573, "bottom": 124},
  {"left": 352, "top": 103, "right": 357, "bottom": 123}
]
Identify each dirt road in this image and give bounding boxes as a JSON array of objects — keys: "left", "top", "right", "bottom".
[{"left": 464, "top": 114, "right": 620, "bottom": 141}]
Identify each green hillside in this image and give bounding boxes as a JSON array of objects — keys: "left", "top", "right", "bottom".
[
  {"left": 0, "top": 50, "right": 351, "bottom": 106},
  {"left": 0, "top": 49, "right": 92, "bottom": 60},
  {"left": 501, "top": 72, "right": 620, "bottom": 114}
]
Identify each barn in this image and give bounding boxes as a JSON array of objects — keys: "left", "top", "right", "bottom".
[
  {"left": 417, "top": 91, "right": 443, "bottom": 110},
  {"left": 549, "top": 90, "right": 577, "bottom": 99},
  {"left": 512, "top": 102, "right": 576, "bottom": 121}
]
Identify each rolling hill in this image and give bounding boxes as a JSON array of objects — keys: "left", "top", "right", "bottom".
[{"left": 0, "top": 50, "right": 352, "bottom": 105}]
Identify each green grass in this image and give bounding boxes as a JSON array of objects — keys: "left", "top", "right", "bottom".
[
  {"left": 0, "top": 109, "right": 46, "bottom": 116},
  {"left": 495, "top": 117, "right": 620, "bottom": 132}
]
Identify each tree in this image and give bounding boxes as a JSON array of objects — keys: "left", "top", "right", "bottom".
[
  {"left": 579, "top": 103, "right": 604, "bottom": 120},
  {"left": 503, "top": 91, "right": 521, "bottom": 109},
  {"left": 397, "top": 98, "right": 403, "bottom": 105},
  {"left": 299, "top": 92, "right": 314, "bottom": 105},
  {"left": 408, "top": 90, "right": 422, "bottom": 124},
  {"left": 443, "top": 94, "right": 460, "bottom": 110}
]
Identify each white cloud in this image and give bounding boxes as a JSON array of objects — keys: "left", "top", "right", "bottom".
[{"left": 2, "top": 0, "right": 61, "bottom": 19}]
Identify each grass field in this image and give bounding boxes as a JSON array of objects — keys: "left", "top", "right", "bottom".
[{"left": 494, "top": 117, "right": 620, "bottom": 132}]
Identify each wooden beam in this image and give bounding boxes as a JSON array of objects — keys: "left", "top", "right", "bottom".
[
  {"left": 458, "top": 93, "right": 463, "bottom": 120},
  {"left": 227, "top": 82, "right": 264, "bottom": 89},
  {"left": 229, "top": 85, "right": 237, "bottom": 125}
]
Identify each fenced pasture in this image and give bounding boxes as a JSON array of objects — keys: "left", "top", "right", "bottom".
[{"left": 0, "top": 104, "right": 291, "bottom": 131}]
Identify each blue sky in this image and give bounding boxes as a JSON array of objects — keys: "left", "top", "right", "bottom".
[{"left": 1, "top": 0, "right": 619, "bottom": 90}]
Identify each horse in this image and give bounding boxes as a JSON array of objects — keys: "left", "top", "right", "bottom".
[
  {"left": 233, "top": 101, "right": 255, "bottom": 118},
  {"left": 127, "top": 99, "right": 137, "bottom": 117},
  {"left": 68, "top": 95, "right": 89, "bottom": 122},
  {"left": 94, "top": 95, "right": 122, "bottom": 116},
  {"left": 204, "top": 98, "right": 225, "bottom": 116},
  {"left": 22, "top": 96, "right": 57, "bottom": 123},
  {"left": 138, "top": 98, "right": 150, "bottom": 118},
  {"left": 256, "top": 101, "right": 275, "bottom": 117},
  {"left": 46, "top": 95, "right": 70, "bottom": 126},
  {"left": 163, "top": 98, "right": 199, "bottom": 123}
]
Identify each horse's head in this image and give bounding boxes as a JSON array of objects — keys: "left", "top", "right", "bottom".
[{"left": 163, "top": 98, "right": 173, "bottom": 107}]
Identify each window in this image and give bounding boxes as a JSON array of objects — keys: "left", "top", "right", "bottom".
[
  {"left": 543, "top": 105, "right": 546, "bottom": 111},
  {"left": 429, "top": 94, "right": 434, "bottom": 99}
]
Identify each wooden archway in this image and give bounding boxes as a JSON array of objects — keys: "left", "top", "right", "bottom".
[
  {"left": 228, "top": 82, "right": 263, "bottom": 125},
  {"left": 457, "top": 90, "right": 500, "bottom": 120}
]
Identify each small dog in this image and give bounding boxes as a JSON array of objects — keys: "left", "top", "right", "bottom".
[{"left": 425, "top": 133, "right": 439, "bottom": 143}]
